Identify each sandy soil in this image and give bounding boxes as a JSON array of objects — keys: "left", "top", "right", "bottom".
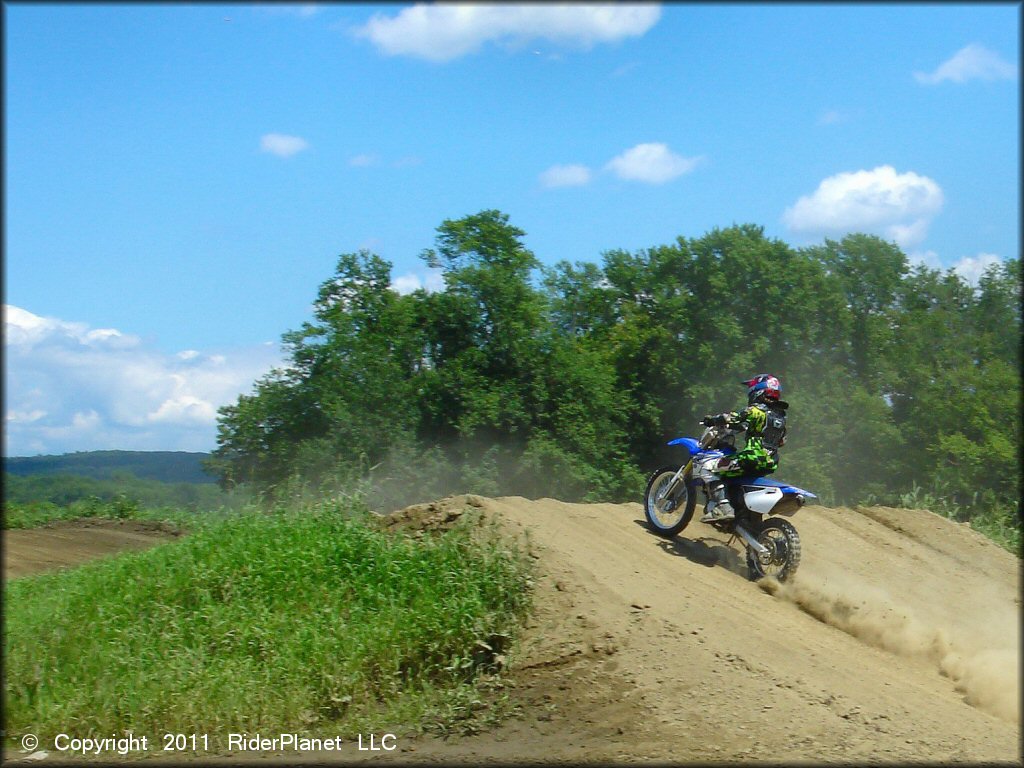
[
  {"left": 362, "top": 495, "right": 1021, "bottom": 764},
  {"left": 5, "top": 498, "right": 1019, "bottom": 764}
]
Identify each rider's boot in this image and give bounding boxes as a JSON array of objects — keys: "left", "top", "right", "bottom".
[{"left": 700, "top": 480, "right": 735, "bottom": 522}]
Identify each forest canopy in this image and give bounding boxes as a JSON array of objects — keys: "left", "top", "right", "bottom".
[{"left": 208, "top": 211, "right": 1020, "bottom": 529}]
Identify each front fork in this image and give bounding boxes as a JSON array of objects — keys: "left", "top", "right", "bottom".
[
  {"left": 659, "top": 459, "right": 693, "bottom": 505},
  {"left": 660, "top": 461, "right": 771, "bottom": 557}
]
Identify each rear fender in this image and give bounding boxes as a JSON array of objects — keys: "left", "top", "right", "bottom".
[
  {"left": 732, "top": 475, "right": 817, "bottom": 499},
  {"left": 743, "top": 486, "right": 786, "bottom": 515},
  {"left": 741, "top": 486, "right": 810, "bottom": 516}
]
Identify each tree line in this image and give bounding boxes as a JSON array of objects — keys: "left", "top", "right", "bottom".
[
  {"left": 208, "top": 210, "right": 1020, "bottom": 527},
  {"left": 5, "top": 450, "right": 216, "bottom": 485},
  {"left": 4, "top": 471, "right": 226, "bottom": 511}
]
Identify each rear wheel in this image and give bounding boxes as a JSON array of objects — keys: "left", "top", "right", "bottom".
[
  {"left": 746, "top": 517, "right": 801, "bottom": 582},
  {"left": 643, "top": 466, "right": 697, "bottom": 537}
]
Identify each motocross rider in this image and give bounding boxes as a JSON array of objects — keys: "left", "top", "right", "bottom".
[{"left": 699, "top": 374, "right": 788, "bottom": 522}]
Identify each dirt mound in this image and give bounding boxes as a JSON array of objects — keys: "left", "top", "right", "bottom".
[
  {"left": 381, "top": 496, "right": 1020, "bottom": 764},
  {"left": 371, "top": 494, "right": 489, "bottom": 535},
  {"left": 3, "top": 518, "right": 182, "bottom": 579}
]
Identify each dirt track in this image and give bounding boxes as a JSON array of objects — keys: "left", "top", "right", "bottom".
[
  {"left": 373, "top": 496, "right": 1020, "bottom": 764},
  {"left": 3, "top": 519, "right": 181, "bottom": 579},
  {"left": 5, "top": 499, "right": 1020, "bottom": 764}
]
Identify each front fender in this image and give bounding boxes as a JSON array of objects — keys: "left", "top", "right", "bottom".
[{"left": 667, "top": 436, "right": 702, "bottom": 454}]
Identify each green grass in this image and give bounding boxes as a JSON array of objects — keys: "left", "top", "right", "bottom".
[
  {"left": 4, "top": 498, "right": 533, "bottom": 747},
  {"left": 3, "top": 495, "right": 248, "bottom": 535},
  {"left": 963, "top": 504, "right": 1022, "bottom": 554},
  {"left": 3, "top": 495, "right": 142, "bottom": 529}
]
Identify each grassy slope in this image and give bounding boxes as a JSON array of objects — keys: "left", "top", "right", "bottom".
[{"left": 4, "top": 499, "right": 532, "bottom": 745}]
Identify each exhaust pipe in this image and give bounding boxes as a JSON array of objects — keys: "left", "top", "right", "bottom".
[{"left": 733, "top": 524, "right": 769, "bottom": 555}]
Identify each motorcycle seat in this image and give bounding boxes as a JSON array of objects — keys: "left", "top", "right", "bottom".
[{"left": 724, "top": 476, "right": 789, "bottom": 488}]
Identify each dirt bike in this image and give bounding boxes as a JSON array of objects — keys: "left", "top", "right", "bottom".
[{"left": 643, "top": 422, "right": 815, "bottom": 581}]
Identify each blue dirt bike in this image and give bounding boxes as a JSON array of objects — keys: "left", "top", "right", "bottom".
[{"left": 643, "top": 422, "right": 816, "bottom": 581}]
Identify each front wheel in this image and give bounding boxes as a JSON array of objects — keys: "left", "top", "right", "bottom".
[
  {"left": 643, "top": 466, "right": 697, "bottom": 537},
  {"left": 746, "top": 517, "right": 801, "bottom": 582}
]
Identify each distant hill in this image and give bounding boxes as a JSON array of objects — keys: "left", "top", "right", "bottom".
[{"left": 4, "top": 451, "right": 217, "bottom": 484}]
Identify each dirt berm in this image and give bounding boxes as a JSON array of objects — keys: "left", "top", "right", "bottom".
[{"left": 368, "top": 495, "right": 1020, "bottom": 764}]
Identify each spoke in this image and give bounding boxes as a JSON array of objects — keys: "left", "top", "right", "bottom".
[
  {"left": 748, "top": 519, "right": 800, "bottom": 582},
  {"left": 648, "top": 474, "right": 686, "bottom": 528}
]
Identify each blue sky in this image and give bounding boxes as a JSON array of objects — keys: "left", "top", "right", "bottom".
[{"left": 4, "top": 2, "right": 1020, "bottom": 457}]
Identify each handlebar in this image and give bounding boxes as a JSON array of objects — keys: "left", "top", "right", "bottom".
[{"left": 697, "top": 422, "right": 738, "bottom": 450}]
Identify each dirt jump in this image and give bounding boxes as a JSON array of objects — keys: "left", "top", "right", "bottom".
[{"left": 5, "top": 497, "right": 1020, "bottom": 763}]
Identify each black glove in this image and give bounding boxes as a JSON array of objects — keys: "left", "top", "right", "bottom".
[{"left": 701, "top": 415, "right": 715, "bottom": 427}]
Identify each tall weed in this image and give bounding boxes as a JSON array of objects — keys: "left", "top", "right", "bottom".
[{"left": 4, "top": 499, "right": 532, "bottom": 741}]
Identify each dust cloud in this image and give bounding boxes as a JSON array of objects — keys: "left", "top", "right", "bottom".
[{"left": 761, "top": 570, "right": 1020, "bottom": 723}]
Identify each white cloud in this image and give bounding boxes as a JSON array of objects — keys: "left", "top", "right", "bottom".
[
  {"left": 72, "top": 410, "right": 102, "bottom": 430},
  {"left": 3, "top": 304, "right": 140, "bottom": 349},
  {"left": 907, "top": 250, "right": 1005, "bottom": 286},
  {"left": 539, "top": 163, "right": 593, "bottom": 188},
  {"left": 886, "top": 219, "right": 931, "bottom": 249},
  {"left": 953, "top": 253, "right": 1003, "bottom": 285},
  {"left": 3, "top": 306, "right": 283, "bottom": 456},
  {"left": 6, "top": 409, "right": 47, "bottom": 424},
  {"left": 349, "top": 153, "right": 378, "bottom": 167},
  {"left": 260, "top": 133, "right": 310, "bottom": 158},
  {"left": 604, "top": 142, "right": 702, "bottom": 184},
  {"left": 907, "top": 249, "right": 943, "bottom": 271},
  {"left": 147, "top": 396, "right": 219, "bottom": 426},
  {"left": 783, "top": 165, "right": 944, "bottom": 249},
  {"left": 391, "top": 269, "right": 445, "bottom": 295},
  {"left": 354, "top": 3, "right": 661, "bottom": 62},
  {"left": 914, "top": 44, "right": 1018, "bottom": 85}
]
